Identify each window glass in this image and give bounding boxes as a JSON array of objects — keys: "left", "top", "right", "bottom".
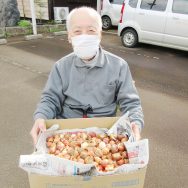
[
  {"left": 129, "top": 0, "right": 138, "bottom": 8},
  {"left": 140, "top": 0, "right": 168, "bottom": 11},
  {"left": 172, "top": 0, "right": 188, "bottom": 14},
  {"left": 111, "top": 0, "right": 124, "bottom": 5}
]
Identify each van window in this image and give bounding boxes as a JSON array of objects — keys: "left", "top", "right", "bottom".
[
  {"left": 110, "top": 0, "right": 124, "bottom": 5},
  {"left": 140, "top": 0, "right": 168, "bottom": 11},
  {"left": 172, "top": 0, "right": 188, "bottom": 14},
  {"left": 129, "top": 0, "right": 138, "bottom": 8}
]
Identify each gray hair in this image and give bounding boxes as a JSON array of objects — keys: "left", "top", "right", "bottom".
[{"left": 66, "top": 7, "right": 102, "bottom": 32}]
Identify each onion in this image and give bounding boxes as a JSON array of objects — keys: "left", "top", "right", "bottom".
[
  {"left": 102, "top": 147, "right": 110, "bottom": 155},
  {"left": 60, "top": 149, "right": 67, "bottom": 156},
  {"left": 85, "top": 156, "right": 94, "bottom": 164},
  {"left": 112, "top": 153, "right": 122, "bottom": 161},
  {"left": 62, "top": 140, "right": 69, "bottom": 146},
  {"left": 81, "top": 133, "right": 88, "bottom": 140},
  {"left": 121, "top": 135, "right": 128, "bottom": 142},
  {"left": 121, "top": 151, "right": 128, "bottom": 159},
  {"left": 80, "top": 150, "right": 88, "bottom": 159},
  {"left": 87, "top": 149, "right": 95, "bottom": 157},
  {"left": 47, "top": 136, "right": 54, "bottom": 142},
  {"left": 88, "top": 132, "right": 96, "bottom": 138},
  {"left": 117, "top": 143, "right": 125, "bottom": 152},
  {"left": 117, "top": 159, "right": 124, "bottom": 166},
  {"left": 106, "top": 144, "right": 111, "bottom": 150},
  {"left": 49, "top": 145, "right": 56, "bottom": 154},
  {"left": 101, "top": 159, "right": 109, "bottom": 167},
  {"left": 102, "top": 155, "right": 107, "bottom": 160},
  {"left": 94, "top": 148, "right": 103, "bottom": 157},
  {"left": 103, "top": 137, "right": 110, "bottom": 144},
  {"left": 110, "top": 144, "right": 118, "bottom": 154},
  {"left": 70, "top": 134, "right": 76, "bottom": 139},
  {"left": 109, "top": 140, "right": 115, "bottom": 145},
  {"left": 46, "top": 141, "right": 53, "bottom": 148},
  {"left": 124, "top": 158, "right": 129, "bottom": 164},
  {"left": 56, "top": 142, "right": 65, "bottom": 151},
  {"left": 81, "top": 142, "right": 89, "bottom": 149},
  {"left": 65, "top": 134, "right": 71, "bottom": 139},
  {"left": 89, "top": 140, "right": 97, "bottom": 147},
  {"left": 53, "top": 135, "right": 60, "bottom": 143},
  {"left": 94, "top": 156, "right": 102, "bottom": 164},
  {"left": 117, "top": 135, "right": 125, "bottom": 141},
  {"left": 73, "top": 150, "right": 79, "bottom": 158},
  {"left": 99, "top": 141, "right": 106, "bottom": 149},
  {"left": 97, "top": 165, "right": 104, "bottom": 171},
  {"left": 67, "top": 147, "right": 75, "bottom": 155},
  {"left": 105, "top": 164, "right": 114, "bottom": 171}
]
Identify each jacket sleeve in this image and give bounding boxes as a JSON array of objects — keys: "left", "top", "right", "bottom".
[
  {"left": 33, "top": 62, "right": 65, "bottom": 120},
  {"left": 116, "top": 62, "right": 144, "bottom": 131}
]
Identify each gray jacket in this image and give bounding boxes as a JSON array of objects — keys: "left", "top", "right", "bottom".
[{"left": 34, "top": 48, "right": 144, "bottom": 130}]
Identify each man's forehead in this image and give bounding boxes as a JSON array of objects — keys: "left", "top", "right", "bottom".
[{"left": 71, "top": 24, "right": 98, "bottom": 30}]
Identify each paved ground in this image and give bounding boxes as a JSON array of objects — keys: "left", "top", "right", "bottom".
[{"left": 0, "top": 33, "right": 188, "bottom": 188}]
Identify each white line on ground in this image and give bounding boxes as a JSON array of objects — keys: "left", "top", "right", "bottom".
[{"left": 153, "top": 57, "right": 160, "bottom": 59}]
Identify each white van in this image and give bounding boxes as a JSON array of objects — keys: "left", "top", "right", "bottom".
[
  {"left": 118, "top": 0, "right": 188, "bottom": 51},
  {"left": 101, "top": 0, "right": 124, "bottom": 29}
]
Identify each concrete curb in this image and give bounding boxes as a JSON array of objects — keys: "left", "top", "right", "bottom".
[
  {"left": 0, "top": 39, "right": 7, "bottom": 45},
  {"left": 1, "top": 24, "right": 67, "bottom": 38},
  {"left": 0, "top": 34, "right": 5, "bottom": 39},
  {"left": 53, "top": 31, "right": 67, "bottom": 36},
  {"left": 24, "top": 34, "right": 43, "bottom": 41}
]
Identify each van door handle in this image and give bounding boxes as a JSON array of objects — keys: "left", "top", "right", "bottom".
[{"left": 139, "top": 12, "right": 145, "bottom": 15}]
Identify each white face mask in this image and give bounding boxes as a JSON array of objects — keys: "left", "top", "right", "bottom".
[{"left": 71, "top": 34, "right": 100, "bottom": 60}]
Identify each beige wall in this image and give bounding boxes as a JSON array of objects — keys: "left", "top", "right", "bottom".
[{"left": 17, "top": 0, "right": 49, "bottom": 20}]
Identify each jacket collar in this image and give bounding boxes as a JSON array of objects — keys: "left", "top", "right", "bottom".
[{"left": 74, "top": 47, "right": 104, "bottom": 68}]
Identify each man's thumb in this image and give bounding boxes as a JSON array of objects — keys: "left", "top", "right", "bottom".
[{"left": 38, "top": 123, "right": 46, "bottom": 132}]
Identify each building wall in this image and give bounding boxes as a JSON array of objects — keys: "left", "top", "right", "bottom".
[
  {"left": 50, "top": 0, "right": 97, "bottom": 19},
  {"left": 17, "top": 0, "right": 97, "bottom": 20},
  {"left": 17, "top": 0, "right": 49, "bottom": 20}
]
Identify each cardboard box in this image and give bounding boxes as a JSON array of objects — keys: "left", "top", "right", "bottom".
[{"left": 28, "top": 117, "right": 147, "bottom": 188}]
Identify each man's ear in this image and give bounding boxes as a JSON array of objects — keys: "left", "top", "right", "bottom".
[
  {"left": 68, "top": 33, "right": 72, "bottom": 43},
  {"left": 99, "top": 31, "right": 102, "bottom": 41}
]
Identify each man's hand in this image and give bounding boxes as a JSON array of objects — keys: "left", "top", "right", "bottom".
[
  {"left": 30, "top": 118, "right": 46, "bottom": 145},
  {"left": 131, "top": 122, "right": 141, "bottom": 141}
]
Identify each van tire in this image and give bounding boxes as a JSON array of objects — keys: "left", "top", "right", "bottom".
[
  {"left": 121, "top": 29, "right": 138, "bottom": 48},
  {"left": 102, "top": 16, "right": 112, "bottom": 30}
]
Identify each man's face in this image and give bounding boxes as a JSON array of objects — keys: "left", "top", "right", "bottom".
[{"left": 68, "top": 11, "right": 101, "bottom": 42}]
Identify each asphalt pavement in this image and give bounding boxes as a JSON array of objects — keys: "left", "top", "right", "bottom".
[{"left": 0, "top": 33, "right": 188, "bottom": 188}]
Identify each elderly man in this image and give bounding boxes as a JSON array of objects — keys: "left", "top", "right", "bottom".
[{"left": 30, "top": 7, "right": 144, "bottom": 144}]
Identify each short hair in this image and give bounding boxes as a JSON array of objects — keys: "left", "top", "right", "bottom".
[{"left": 66, "top": 7, "right": 102, "bottom": 32}]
